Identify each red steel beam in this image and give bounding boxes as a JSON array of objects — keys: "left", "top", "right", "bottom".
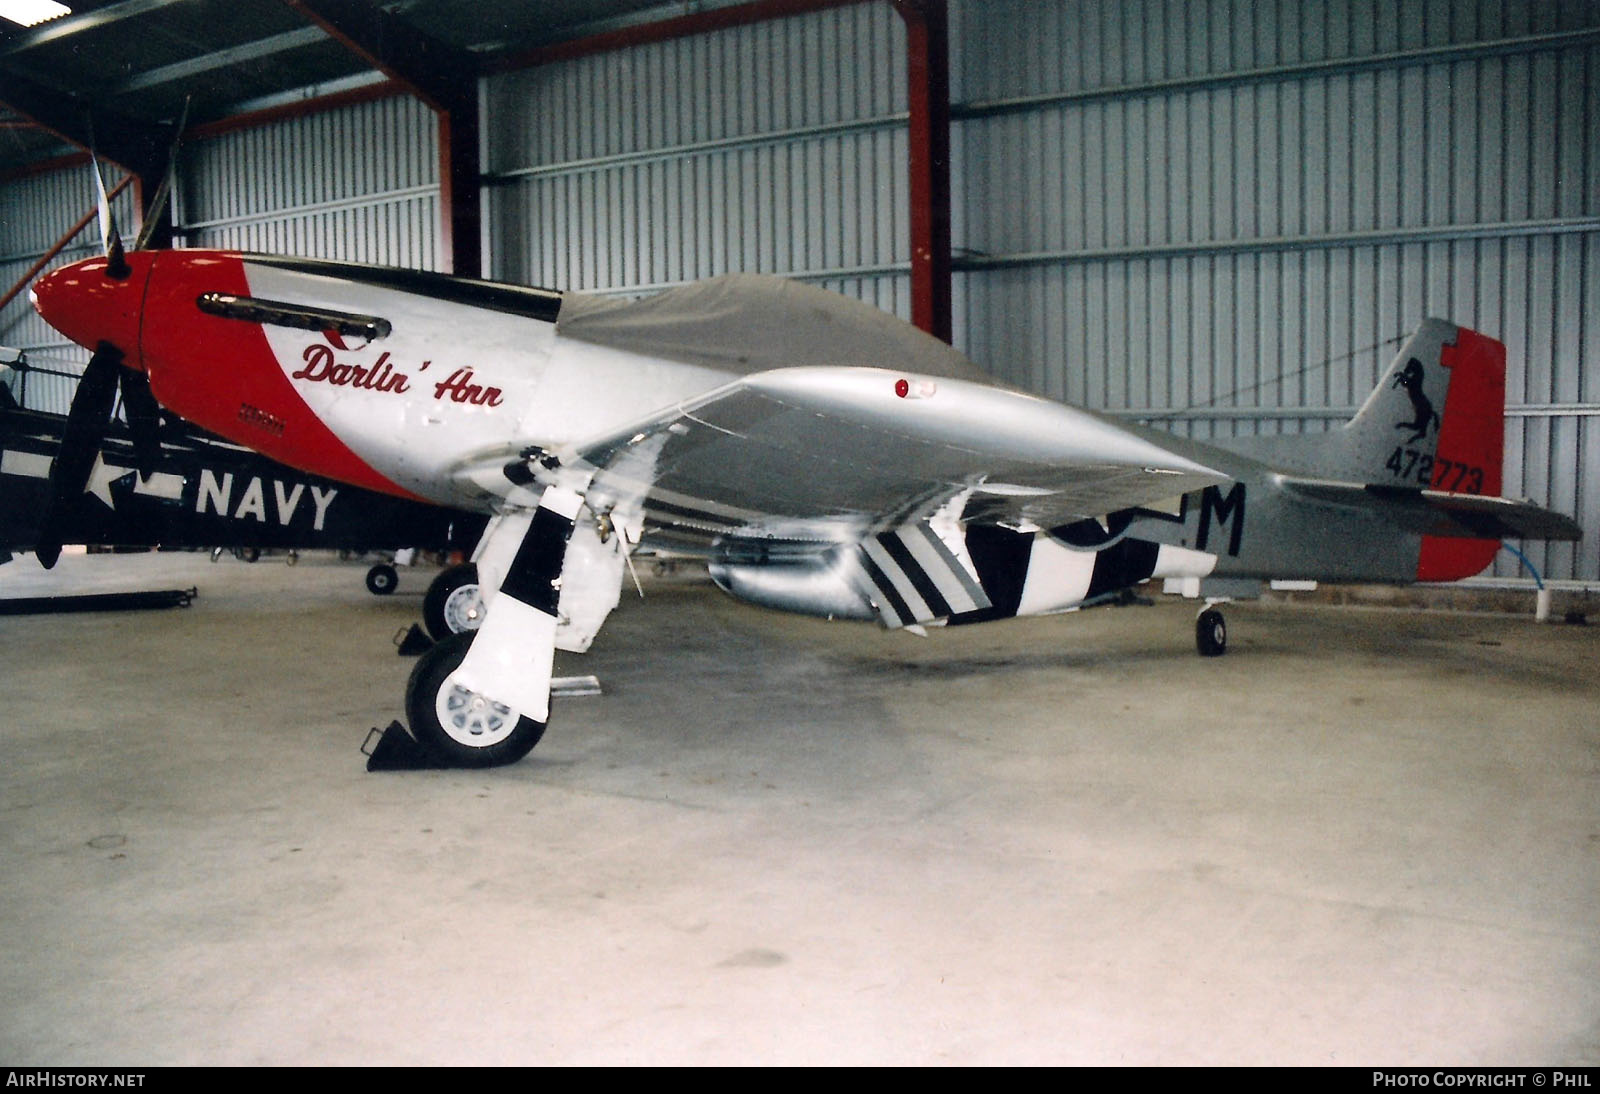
[
  {"left": 894, "top": 0, "right": 952, "bottom": 343},
  {"left": 436, "top": 103, "right": 481, "bottom": 282}
]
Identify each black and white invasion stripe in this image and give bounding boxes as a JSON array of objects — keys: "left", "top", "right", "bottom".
[{"left": 850, "top": 522, "right": 992, "bottom": 628}]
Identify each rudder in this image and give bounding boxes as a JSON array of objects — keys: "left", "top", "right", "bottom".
[
  {"left": 1338, "top": 319, "right": 1507, "bottom": 580},
  {"left": 1415, "top": 325, "right": 1506, "bottom": 580}
]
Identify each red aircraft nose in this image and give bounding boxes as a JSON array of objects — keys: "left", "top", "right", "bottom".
[{"left": 31, "top": 253, "right": 154, "bottom": 368}]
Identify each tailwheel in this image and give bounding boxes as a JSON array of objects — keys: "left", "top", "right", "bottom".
[
  {"left": 1195, "top": 607, "right": 1227, "bottom": 657},
  {"left": 422, "top": 562, "right": 483, "bottom": 640},
  {"left": 404, "top": 631, "right": 546, "bottom": 767}
]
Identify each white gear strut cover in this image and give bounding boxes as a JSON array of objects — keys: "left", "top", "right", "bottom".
[
  {"left": 552, "top": 514, "right": 625, "bottom": 652},
  {"left": 448, "top": 486, "right": 584, "bottom": 723}
]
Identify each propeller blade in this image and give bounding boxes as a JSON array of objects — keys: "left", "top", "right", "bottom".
[
  {"left": 133, "top": 97, "right": 191, "bottom": 253},
  {"left": 34, "top": 343, "right": 124, "bottom": 569},
  {"left": 130, "top": 173, "right": 172, "bottom": 255},
  {"left": 92, "top": 153, "right": 113, "bottom": 251},
  {"left": 117, "top": 368, "right": 163, "bottom": 479},
  {"left": 90, "top": 152, "right": 130, "bottom": 280}
]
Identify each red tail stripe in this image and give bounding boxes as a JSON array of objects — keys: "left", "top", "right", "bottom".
[{"left": 1416, "top": 326, "right": 1505, "bottom": 581}]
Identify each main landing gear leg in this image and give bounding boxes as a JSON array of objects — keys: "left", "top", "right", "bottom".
[{"left": 403, "top": 488, "right": 582, "bottom": 767}]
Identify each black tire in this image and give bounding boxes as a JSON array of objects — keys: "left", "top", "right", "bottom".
[
  {"left": 422, "top": 562, "right": 483, "bottom": 641},
  {"left": 235, "top": 545, "right": 261, "bottom": 563},
  {"left": 1196, "top": 608, "right": 1227, "bottom": 657},
  {"left": 366, "top": 563, "right": 399, "bottom": 596},
  {"left": 404, "top": 631, "right": 545, "bottom": 767}
]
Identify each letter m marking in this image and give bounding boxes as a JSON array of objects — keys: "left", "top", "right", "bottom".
[{"left": 1195, "top": 482, "right": 1246, "bottom": 557}]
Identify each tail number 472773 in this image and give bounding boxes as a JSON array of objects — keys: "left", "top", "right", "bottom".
[{"left": 1385, "top": 447, "right": 1485, "bottom": 493}]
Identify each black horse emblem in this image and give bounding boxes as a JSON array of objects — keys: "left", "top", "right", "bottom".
[{"left": 1393, "top": 358, "right": 1439, "bottom": 443}]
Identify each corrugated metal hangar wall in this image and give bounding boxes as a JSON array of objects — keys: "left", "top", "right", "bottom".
[
  {"left": 482, "top": 2, "right": 913, "bottom": 314},
  {"left": 2, "top": 0, "right": 1595, "bottom": 583},
  {"left": 182, "top": 94, "right": 442, "bottom": 268},
  {"left": 950, "top": 0, "right": 1600, "bottom": 585}
]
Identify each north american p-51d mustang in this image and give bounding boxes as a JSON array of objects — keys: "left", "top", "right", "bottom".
[{"left": 31, "top": 243, "right": 1581, "bottom": 766}]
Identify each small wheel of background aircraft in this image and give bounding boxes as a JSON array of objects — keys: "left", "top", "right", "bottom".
[{"left": 364, "top": 562, "right": 398, "bottom": 595}]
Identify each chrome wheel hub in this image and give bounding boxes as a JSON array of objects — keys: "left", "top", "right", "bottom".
[
  {"left": 436, "top": 680, "right": 519, "bottom": 748},
  {"left": 442, "top": 583, "right": 485, "bottom": 633}
]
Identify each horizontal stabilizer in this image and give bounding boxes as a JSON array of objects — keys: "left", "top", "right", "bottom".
[{"left": 1281, "top": 478, "right": 1582, "bottom": 541}]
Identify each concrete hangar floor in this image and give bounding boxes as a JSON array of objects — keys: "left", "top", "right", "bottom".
[{"left": 1, "top": 550, "right": 1595, "bottom": 1066}]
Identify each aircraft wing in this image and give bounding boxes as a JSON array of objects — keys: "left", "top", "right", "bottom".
[
  {"left": 573, "top": 366, "right": 1229, "bottom": 542},
  {"left": 1281, "top": 478, "right": 1583, "bottom": 541}
]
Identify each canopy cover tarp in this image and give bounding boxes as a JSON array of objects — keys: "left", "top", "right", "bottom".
[{"left": 556, "top": 274, "right": 990, "bottom": 383}]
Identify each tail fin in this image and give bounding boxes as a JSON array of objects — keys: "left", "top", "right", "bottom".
[
  {"left": 1343, "top": 319, "right": 1505, "bottom": 491},
  {"left": 1326, "top": 319, "right": 1508, "bottom": 579}
]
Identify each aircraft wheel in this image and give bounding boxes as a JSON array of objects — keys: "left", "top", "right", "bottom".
[
  {"left": 366, "top": 563, "right": 399, "bottom": 596},
  {"left": 1196, "top": 608, "right": 1227, "bottom": 657},
  {"left": 235, "top": 546, "right": 261, "bottom": 563},
  {"left": 422, "top": 562, "right": 483, "bottom": 640},
  {"left": 405, "top": 631, "right": 545, "bottom": 767}
]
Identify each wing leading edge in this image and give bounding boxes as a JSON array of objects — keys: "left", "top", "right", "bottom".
[{"left": 575, "top": 365, "right": 1229, "bottom": 545}]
